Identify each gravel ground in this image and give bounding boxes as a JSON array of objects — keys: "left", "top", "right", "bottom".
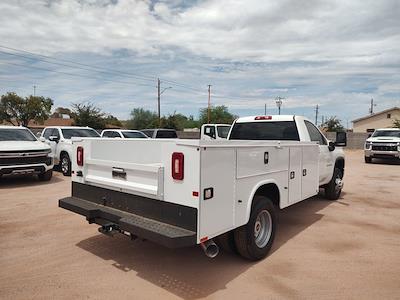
[{"left": 0, "top": 150, "right": 399, "bottom": 300}]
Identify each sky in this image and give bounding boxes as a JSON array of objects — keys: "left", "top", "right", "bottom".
[{"left": 0, "top": 0, "right": 399, "bottom": 126}]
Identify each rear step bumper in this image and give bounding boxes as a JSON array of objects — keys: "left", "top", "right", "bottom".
[{"left": 59, "top": 197, "right": 197, "bottom": 248}]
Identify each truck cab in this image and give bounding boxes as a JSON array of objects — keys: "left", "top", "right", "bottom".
[
  {"left": 228, "top": 115, "right": 346, "bottom": 190},
  {"left": 201, "top": 124, "right": 231, "bottom": 140}
]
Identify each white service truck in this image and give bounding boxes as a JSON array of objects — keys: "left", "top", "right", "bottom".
[{"left": 59, "top": 115, "right": 346, "bottom": 260}]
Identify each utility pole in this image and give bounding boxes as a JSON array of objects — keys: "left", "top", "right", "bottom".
[
  {"left": 33, "top": 85, "right": 36, "bottom": 97},
  {"left": 315, "top": 104, "right": 319, "bottom": 125},
  {"left": 264, "top": 103, "right": 267, "bottom": 115},
  {"left": 157, "top": 78, "right": 161, "bottom": 125},
  {"left": 275, "top": 96, "right": 284, "bottom": 115},
  {"left": 157, "top": 78, "right": 172, "bottom": 127},
  {"left": 207, "top": 85, "right": 212, "bottom": 123},
  {"left": 369, "top": 98, "right": 376, "bottom": 114}
]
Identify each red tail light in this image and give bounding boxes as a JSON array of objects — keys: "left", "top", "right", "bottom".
[
  {"left": 255, "top": 116, "right": 272, "bottom": 120},
  {"left": 171, "top": 152, "right": 184, "bottom": 180},
  {"left": 77, "top": 146, "right": 84, "bottom": 166}
]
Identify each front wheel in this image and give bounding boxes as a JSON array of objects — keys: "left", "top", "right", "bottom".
[
  {"left": 60, "top": 153, "right": 71, "bottom": 176},
  {"left": 234, "top": 196, "right": 277, "bottom": 261},
  {"left": 324, "top": 167, "right": 343, "bottom": 200}
]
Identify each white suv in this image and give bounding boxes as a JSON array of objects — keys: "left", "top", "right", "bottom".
[
  {"left": 101, "top": 129, "right": 148, "bottom": 139},
  {"left": 41, "top": 126, "right": 100, "bottom": 176},
  {"left": 364, "top": 128, "right": 400, "bottom": 163},
  {"left": 0, "top": 126, "right": 53, "bottom": 180}
]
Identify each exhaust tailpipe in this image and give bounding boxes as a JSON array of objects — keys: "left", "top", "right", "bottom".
[{"left": 200, "top": 239, "right": 219, "bottom": 258}]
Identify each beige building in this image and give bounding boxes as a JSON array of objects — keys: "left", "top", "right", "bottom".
[{"left": 352, "top": 107, "right": 400, "bottom": 132}]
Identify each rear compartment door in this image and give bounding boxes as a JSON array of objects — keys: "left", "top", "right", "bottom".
[
  {"left": 199, "top": 147, "right": 235, "bottom": 239},
  {"left": 288, "top": 146, "right": 302, "bottom": 205}
]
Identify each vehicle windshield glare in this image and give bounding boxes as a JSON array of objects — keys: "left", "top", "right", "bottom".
[
  {"left": 217, "top": 126, "right": 231, "bottom": 138},
  {"left": 372, "top": 130, "right": 400, "bottom": 138},
  {"left": 122, "top": 131, "right": 147, "bottom": 138},
  {"left": 0, "top": 128, "right": 37, "bottom": 141},
  {"left": 61, "top": 128, "right": 100, "bottom": 139},
  {"left": 229, "top": 121, "right": 300, "bottom": 140}
]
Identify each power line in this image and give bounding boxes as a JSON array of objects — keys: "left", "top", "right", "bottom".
[
  {"left": 0, "top": 61, "right": 156, "bottom": 88},
  {"left": 0, "top": 45, "right": 156, "bottom": 82}
]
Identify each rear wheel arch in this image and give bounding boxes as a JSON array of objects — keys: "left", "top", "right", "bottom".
[{"left": 246, "top": 182, "right": 280, "bottom": 223}]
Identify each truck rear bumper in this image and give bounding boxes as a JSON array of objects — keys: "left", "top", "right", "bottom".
[
  {"left": 59, "top": 182, "right": 198, "bottom": 248},
  {"left": 59, "top": 197, "right": 197, "bottom": 248}
]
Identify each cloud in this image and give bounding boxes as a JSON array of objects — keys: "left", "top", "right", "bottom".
[{"left": 0, "top": 0, "right": 399, "bottom": 124}]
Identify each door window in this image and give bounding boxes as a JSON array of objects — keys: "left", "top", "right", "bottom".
[
  {"left": 304, "top": 121, "right": 327, "bottom": 145},
  {"left": 43, "top": 128, "right": 54, "bottom": 139}
]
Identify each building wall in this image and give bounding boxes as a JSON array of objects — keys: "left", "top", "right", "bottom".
[{"left": 353, "top": 109, "right": 400, "bottom": 132}]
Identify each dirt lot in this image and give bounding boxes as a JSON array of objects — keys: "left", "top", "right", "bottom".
[{"left": 0, "top": 150, "right": 399, "bottom": 300}]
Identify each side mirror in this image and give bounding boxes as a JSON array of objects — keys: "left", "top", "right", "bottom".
[
  {"left": 328, "top": 141, "right": 335, "bottom": 151},
  {"left": 49, "top": 135, "right": 59, "bottom": 143},
  {"left": 368, "top": 133, "right": 372, "bottom": 138},
  {"left": 335, "top": 131, "right": 347, "bottom": 147}
]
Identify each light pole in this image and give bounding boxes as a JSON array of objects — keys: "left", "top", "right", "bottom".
[{"left": 275, "top": 96, "right": 284, "bottom": 115}]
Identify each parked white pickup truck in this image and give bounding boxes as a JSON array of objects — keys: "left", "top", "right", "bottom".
[
  {"left": 0, "top": 126, "right": 53, "bottom": 180},
  {"left": 59, "top": 115, "right": 346, "bottom": 260},
  {"left": 364, "top": 128, "right": 400, "bottom": 163},
  {"left": 201, "top": 124, "right": 231, "bottom": 140},
  {"left": 41, "top": 126, "right": 100, "bottom": 176}
]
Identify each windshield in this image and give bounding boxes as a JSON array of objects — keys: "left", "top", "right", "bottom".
[
  {"left": 122, "top": 131, "right": 147, "bottom": 138},
  {"left": 372, "top": 130, "right": 400, "bottom": 138},
  {"left": 0, "top": 128, "right": 37, "bottom": 141},
  {"left": 61, "top": 128, "right": 100, "bottom": 139},
  {"left": 229, "top": 121, "right": 300, "bottom": 140},
  {"left": 217, "top": 125, "right": 231, "bottom": 138}
]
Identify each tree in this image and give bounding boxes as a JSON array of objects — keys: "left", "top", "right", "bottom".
[
  {"left": 321, "top": 116, "right": 345, "bottom": 132},
  {"left": 104, "top": 114, "right": 122, "bottom": 128},
  {"left": 199, "top": 105, "right": 237, "bottom": 125},
  {"left": 71, "top": 102, "right": 105, "bottom": 129},
  {"left": 161, "top": 113, "right": 191, "bottom": 131},
  {"left": 0, "top": 92, "right": 53, "bottom": 127},
  {"left": 126, "top": 108, "right": 158, "bottom": 129},
  {"left": 393, "top": 119, "right": 400, "bottom": 129}
]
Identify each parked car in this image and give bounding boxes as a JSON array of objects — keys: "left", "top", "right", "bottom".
[
  {"left": 0, "top": 126, "right": 53, "bottom": 180},
  {"left": 41, "top": 126, "right": 100, "bottom": 176},
  {"left": 364, "top": 128, "right": 400, "bottom": 163},
  {"left": 101, "top": 129, "right": 148, "bottom": 139},
  {"left": 140, "top": 128, "right": 178, "bottom": 139},
  {"left": 201, "top": 124, "right": 231, "bottom": 140},
  {"left": 59, "top": 115, "right": 346, "bottom": 260}
]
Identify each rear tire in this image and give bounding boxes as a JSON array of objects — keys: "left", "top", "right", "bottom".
[
  {"left": 365, "top": 156, "right": 372, "bottom": 163},
  {"left": 38, "top": 169, "right": 53, "bottom": 181},
  {"left": 60, "top": 153, "right": 71, "bottom": 176},
  {"left": 234, "top": 196, "right": 276, "bottom": 261},
  {"left": 324, "top": 167, "right": 343, "bottom": 200}
]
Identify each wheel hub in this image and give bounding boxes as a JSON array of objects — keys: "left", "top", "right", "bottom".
[{"left": 253, "top": 210, "right": 272, "bottom": 248}]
